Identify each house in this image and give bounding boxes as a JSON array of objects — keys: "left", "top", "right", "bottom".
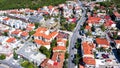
[
  {"left": 34, "top": 39, "right": 50, "bottom": 49},
  {"left": 85, "top": 25, "right": 91, "bottom": 32},
  {"left": 17, "top": 42, "right": 46, "bottom": 66},
  {"left": 82, "top": 42, "right": 96, "bottom": 67},
  {"left": 34, "top": 27, "right": 58, "bottom": 42},
  {"left": 41, "top": 52, "right": 65, "bottom": 68},
  {"left": 83, "top": 57, "right": 96, "bottom": 68},
  {"left": 57, "top": 38, "right": 67, "bottom": 46},
  {"left": 53, "top": 46, "right": 66, "bottom": 52},
  {"left": 28, "top": 15, "right": 45, "bottom": 23},
  {"left": 6, "top": 37, "right": 16, "bottom": 43},
  {"left": 82, "top": 42, "right": 95, "bottom": 58},
  {"left": 87, "top": 17, "right": 102, "bottom": 27},
  {"left": 104, "top": 20, "right": 116, "bottom": 29},
  {"left": 26, "top": 23, "right": 35, "bottom": 31},
  {"left": 115, "top": 40, "right": 120, "bottom": 49},
  {"left": 11, "top": 29, "right": 22, "bottom": 37},
  {"left": 96, "top": 38, "right": 110, "bottom": 48},
  {"left": 21, "top": 31, "right": 29, "bottom": 39},
  {"left": 113, "top": 11, "right": 120, "bottom": 21}
]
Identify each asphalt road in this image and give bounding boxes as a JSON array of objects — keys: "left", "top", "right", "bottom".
[{"left": 68, "top": 0, "right": 86, "bottom": 68}]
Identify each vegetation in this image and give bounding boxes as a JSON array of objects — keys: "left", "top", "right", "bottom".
[
  {"left": 63, "top": 60, "right": 68, "bottom": 68},
  {"left": 0, "top": 0, "right": 66, "bottom": 10},
  {"left": 13, "top": 51, "right": 18, "bottom": 60},
  {"left": 86, "top": 31, "right": 92, "bottom": 36},
  {"left": 39, "top": 46, "right": 51, "bottom": 58},
  {"left": 0, "top": 54, "right": 6, "bottom": 60},
  {"left": 2, "top": 32, "right": 8, "bottom": 36},
  {"left": 72, "top": 54, "right": 81, "bottom": 65},
  {"left": 21, "top": 60, "right": 38, "bottom": 68},
  {"left": 100, "top": 24, "right": 106, "bottom": 31},
  {"left": 66, "top": 40, "right": 69, "bottom": 47},
  {"left": 50, "top": 39, "right": 57, "bottom": 48},
  {"left": 65, "top": 52, "right": 69, "bottom": 59},
  {"left": 29, "top": 30, "right": 35, "bottom": 36},
  {"left": 35, "top": 23, "right": 40, "bottom": 29}
]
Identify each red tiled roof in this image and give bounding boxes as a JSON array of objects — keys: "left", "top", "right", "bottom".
[
  {"left": 115, "top": 40, "right": 120, "bottom": 44},
  {"left": 34, "top": 27, "right": 58, "bottom": 40},
  {"left": 34, "top": 39, "right": 50, "bottom": 45},
  {"left": 104, "top": 20, "right": 115, "bottom": 27},
  {"left": 83, "top": 57, "right": 96, "bottom": 65},
  {"left": 82, "top": 42, "right": 95, "bottom": 55},
  {"left": 53, "top": 46, "right": 66, "bottom": 51},
  {"left": 6, "top": 37, "right": 16, "bottom": 43},
  {"left": 113, "top": 11, "right": 120, "bottom": 17},
  {"left": 11, "top": 30, "right": 22, "bottom": 35},
  {"left": 85, "top": 25, "right": 91, "bottom": 30},
  {"left": 87, "top": 17, "right": 101, "bottom": 24},
  {"left": 41, "top": 52, "right": 65, "bottom": 68},
  {"left": 96, "top": 38, "right": 109, "bottom": 46},
  {"left": 21, "top": 31, "right": 28, "bottom": 36}
]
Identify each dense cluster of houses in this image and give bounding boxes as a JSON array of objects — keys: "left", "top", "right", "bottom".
[{"left": 79, "top": 2, "right": 120, "bottom": 68}]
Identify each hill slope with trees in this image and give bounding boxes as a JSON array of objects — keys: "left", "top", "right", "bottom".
[{"left": 0, "top": 0, "right": 66, "bottom": 10}]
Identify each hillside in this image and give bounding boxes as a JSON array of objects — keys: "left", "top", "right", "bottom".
[{"left": 0, "top": 0, "right": 66, "bottom": 10}]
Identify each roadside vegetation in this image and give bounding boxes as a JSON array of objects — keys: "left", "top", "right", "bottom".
[{"left": 0, "top": 0, "right": 66, "bottom": 10}]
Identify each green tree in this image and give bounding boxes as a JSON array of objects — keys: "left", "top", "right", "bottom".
[
  {"left": 100, "top": 24, "right": 106, "bottom": 31},
  {"left": 29, "top": 31, "right": 35, "bottom": 36},
  {"left": 39, "top": 46, "right": 51, "bottom": 58},
  {"left": 0, "top": 54, "right": 6, "bottom": 60},
  {"left": 21, "top": 60, "right": 37, "bottom": 68},
  {"left": 50, "top": 39, "right": 57, "bottom": 48},
  {"left": 35, "top": 23, "right": 40, "bottom": 29},
  {"left": 13, "top": 51, "right": 18, "bottom": 60},
  {"left": 65, "top": 52, "right": 69, "bottom": 59},
  {"left": 2, "top": 32, "right": 8, "bottom": 36},
  {"left": 66, "top": 40, "right": 69, "bottom": 47},
  {"left": 86, "top": 31, "right": 92, "bottom": 36}
]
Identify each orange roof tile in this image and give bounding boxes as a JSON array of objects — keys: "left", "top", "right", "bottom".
[
  {"left": 57, "top": 38, "right": 67, "bottom": 44},
  {"left": 79, "top": 64, "right": 85, "bottom": 68},
  {"left": 113, "top": 11, "right": 120, "bottom": 17},
  {"left": 83, "top": 57, "right": 96, "bottom": 65},
  {"left": 21, "top": 31, "right": 28, "bottom": 36},
  {"left": 48, "top": 5, "right": 53, "bottom": 10},
  {"left": 96, "top": 38, "right": 109, "bottom": 46},
  {"left": 11, "top": 30, "right": 22, "bottom": 35},
  {"left": 3, "top": 17, "right": 10, "bottom": 21},
  {"left": 27, "top": 23, "right": 35, "bottom": 28},
  {"left": 82, "top": 42, "right": 95, "bottom": 55},
  {"left": 6, "top": 37, "right": 16, "bottom": 43},
  {"left": 85, "top": 25, "right": 91, "bottom": 30},
  {"left": 87, "top": 17, "right": 101, "bottom": 24},
  {"left": 26, "top": 27, "right": 33, "bottom": 31},
  {"left": 34, "top": 29, "right": 58, "bottom": 40},
  {"left": 41, "top": 52, "right": 65, "bottom": 68},
  {"left": 34, "top": 39, "right": 50, "bottom": 45},
  {"left": 53, "top": 46, "right": 66, "bottom": 51},
  {"left": 115, "top": 40, "right": 120, "bottom": 44}
]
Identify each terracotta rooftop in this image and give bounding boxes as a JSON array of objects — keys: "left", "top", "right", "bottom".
[
  {"left": 41, "top": 52, "right": 65, "bottom": 68},
  {"left": 82, "top": 42, "right": 95, "bottom": 55},
  {"left": 53, "top": 46, "right": 66, "bottom": 51},
  {"left": 83, "top": 57, "right": 96, "bottom": 65},
  {"left": 34, "top": 39, "right": 50, "bottom": 45},
  {"left": 115, "top": 40, "right": 120, "bottom": 44},
  {"left": 6, "top": 37, "right": 16, "bottom": 43},
  {"left": 96, "top": 38, "right": 109, "bottom": 46},
  {"left": 87, "top": 17, "right": 101, "bottom": 24},
  {"left": 21, "top": 31, "right": 28, "bottom": 36}
]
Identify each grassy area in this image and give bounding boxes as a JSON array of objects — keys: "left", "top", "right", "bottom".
[{"left": 0, "top": 0, "right": 66, "bottom": 10}]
